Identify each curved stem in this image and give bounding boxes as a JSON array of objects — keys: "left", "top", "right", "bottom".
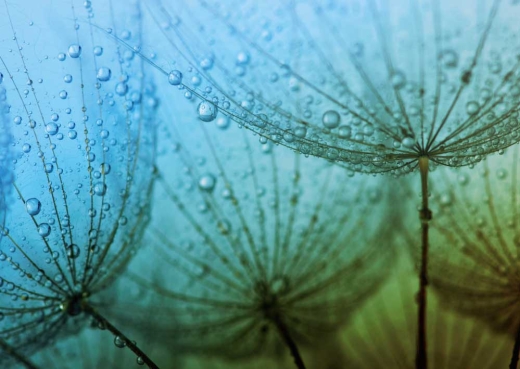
[
  {"left": 0, "top": 339, "right": 40, "bottom": 369},
  {"left": 83, "top": 304, "right": 160, "bottom": 369},
  {"left": 416, "top": 156, "right": 430, "bottom": 369},
  {"left": 509, "top": 323, "right": 520, "bottom": 369},
  {"left": 272, "top": 315, "right": 307, "bottom": 369}
]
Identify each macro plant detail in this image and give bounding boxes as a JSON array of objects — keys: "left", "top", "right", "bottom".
[
  {"left": 3, "top": 0, "right": 520, "bottom": 368},
  {"left": 0, "top": 0, "right": 158, "bottom": 367},
  {"left": 428, "top": 147, "right": 520, "bottom": 369},
  {"left": 121, "top": 109, "right": 397, "bottom": 369},
  {"left": 117, "top": 1, "right": 520, "bottom": 367}
]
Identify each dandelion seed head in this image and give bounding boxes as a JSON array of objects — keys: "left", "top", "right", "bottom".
[
  {"left": 122, "top": 102, "right": 398, "bottom": 361},
  {"left": 143, "top": 0, "right": 520, "bottom": 175},
  {"left": 0, "top": 0, "right": 156, "bottom": 358},
  {"left": 428, "top": 147, "right": 520, "bottom": 335}
]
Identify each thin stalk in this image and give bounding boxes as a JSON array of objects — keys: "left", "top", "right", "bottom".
[
  {"left": 272, "top": 314, "right": 307, "bottom": 369},
  {"left": 416, "top": 156, "right": 431, "bottom": 369},
  {"left": 0, "top": 339, "right": 40, "bottom": 369},
  {"left": 82, "top": 304, "right": 160, "bottom": 369},
  {"left": 509, "top": 323, "right": 520, "bottom": 369}
]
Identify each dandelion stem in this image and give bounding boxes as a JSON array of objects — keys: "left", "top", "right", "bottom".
[
  {"left": 272, "top": 315, "right": 307, "bottom": 369},
  {"left": 82, "top": 304, "right": 160, "bottom": 369},
  {"left": 0, "top": 339, "right": 40, "bottom": 369},
  {"left": 416, "top": 156, "right": 430, "bottom": 369},
  {"left": 509, "top": 323, "right": 520, "bottom": 369}
]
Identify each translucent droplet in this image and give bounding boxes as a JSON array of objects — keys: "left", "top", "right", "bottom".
[
  {"left": 338, "top": 125, "right": 351, "bottom": 138},
  {"left": 93, "top": 46, "right": 103, "bottom": 56},
  {"left": 198, "top": 174, "right": 216, "bottom": 192},
  {"left": 114, "top": 336, "right": 126, "bottom": 348},
  {"left": 45, "top": 122, "right": 59, "bottom": 135},
  {"left": 322, "top": 110, "right": 340, "bottom": 129},
  {"left": 37, "top": 223, "right": 51, "bottom": 237},
  {"left": 25, "top": 198, "right": 42, "bottom": 216},
  {"left": 168, "top": 70, "right": 183, "bottom": 86},
  {"left": 67, "top": 44, "right": 82, "bottom": 58},
  {"left": 466, "top": 101, "right": 480, "bottom": 115},
  {"left": 93, "top": 182, "right": 107, "bottom": 196},
  {"left": 66, "top": 244, "right": 80, "bottom": 259},
  {"left": 22, "top": 143, "right": 31, "bottom": 153},
  {"left": 391, "top": 72, "right": 406, "bottom": 89},
  {"left": 215, "top": 116, "right": 230, "bottom": 130},
  {"left": 401, "top": 137, "right": 416, "bottom": 148},
  {"left": 96, "top": 67, "right": 112, "bottom": 82},
  {"left": 236, "top": 51, "right": 250, "bottom": 65},
  {"left": 198, "top": 101, "right": 218, "bottom": 122},
  {"left": 439, "top": 49, "right": 458, "bottom": 68}
]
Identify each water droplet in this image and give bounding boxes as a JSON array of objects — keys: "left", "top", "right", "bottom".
[
  {"left": 322, "top": 110, "right": 340, "bottom": 129},
  {"left": 37, "top": 223, "right": 51, "bottom": 237},
  {"left": 114, "top": 336, "right": 126, "bottom": 348},
  {"left": 439, "top": 49, "right": 458, "bottom": 68},
  {"left": 391, "top": 71, "right": 406, "bottom": 89},
  {"left": 22, "top": 143, "right": 31, "bottom": 153},
  {"left": 66, "top": 244, "right": 80, "bottom": 259},
  {"left": 198, "top": 174, "right": 216, "bottom": 192},
  {"left": 57, "top": 53, "right": 66, "bottom": 61},
  {"left": 25, "top": 198, "right": 41, "bottom": 216},
  {"left": 198, "top": 101, "right": 218, "bottom": 122},
  {"left": 93, "top": 46, "right": 103, "bottom": 56},
  {"left": 93, "top": 182, "right": 107, "bottom": 196},
  {"left": 68, "top": 44, "right": 82, "bottom": 58},
  {"left": 45, "top": 122, "right": 59, "bottom": 135},
  {"left": 96, "top": 67, "right": 111, "bottom": 82},
  {"left": 466, "top": 101, "right": 480, "bottom": 115},
  {"left": 338, "top": 125, "right": 351, "bottom": 138},
  {"left": 168, "top": 70, "right": 183, "bottom": 86},
  {"left": 215, "top": 116, "right": 230, "bottom": 130},
  {"left": 401, "top": 137, "right": 416, "bottom": 148}
]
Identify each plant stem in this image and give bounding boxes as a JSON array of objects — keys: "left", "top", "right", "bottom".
[
  {"left": 0, "top": 339, "right": 40, "bottom": 369},
  {"left": 416, "top": 156, "right": 430, "bottom": 369},
  {"left": 83, "top": 304, "right": 160, "bottom": 369},
  {"left": 272, "top": 315, "right": 307, "bottom": 369},
  {"left": 509, "top": 323, "right": 520, "bottom": 369}
]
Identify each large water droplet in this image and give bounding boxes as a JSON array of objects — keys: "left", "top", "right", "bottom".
[
  {"left": 198, "top": 101, "right": 218, "bottom": 122},
  {"left": 96, "top": 67, "right": 112, "bottom": 82},
  {"left": 37, "top": 223, "right": 51, "bottom": 237},
  {"left": 466, "top": 101, "right": 480, "bottom": 115},
  {"left": 198, "top": 174, "right": 216, "bottom": 192},
  {"left": 322, "top": 110, "right": 340, "bottom": 129},
  {"left": 168, "top": 70, "right": 183, "bottom": 86},
  {"left": 68, "top": 44, "right": 82, "bottom": 58},
  {"left": 25, "top": 198, "right": 41, "bottom": 216}
]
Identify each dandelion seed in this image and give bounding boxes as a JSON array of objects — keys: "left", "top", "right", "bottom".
[
  {"left": 121, "top": 106, "right": 397, "bottom": 369},
  {"left": 428, "top": 147, "right": 520, "bottom": 368},
  {"left": 0, "top": 1, "right": 157, "bottom": 366}
]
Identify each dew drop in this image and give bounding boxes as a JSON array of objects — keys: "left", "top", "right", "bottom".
[
  {"left": 322, "top": 110, "right": 340, "bottom": 129},
  {"left": 68, "top": 44, "right": 82, "bottom": 58},
  {"left": 37, "top": 223, "right": 51, "bottom": 237},
  {"left": 391, "top": 71, "right": 406, "bottom": 89},
  {"left": 93, "top": 182, "right": 107, "bottom": 196},
  {"left": 114, "top": 336, "right": 126, "bottom": 348},
  {"left": 25, "top": 198, "right": 42, "bottom": 216},
  {"left": 45, "top": 122, "right": 59, "bottom": 135},
  {"left": 198, "top": 101, "right": 218, "bottom": 122},
  {"left": 466, "top": 101, "right": 480, "bottom": 115},
  {"left": 168, "top": 70, "right": 183, "bottom": 86},
  {"left": 215, "top": 116, "right": 230, "bottom": 130},
  {"left": 96, "top": 67, "right": 112, "bottom": 82},
  {"left": 401, "top": 137, "right": 416, "bottom": 148},
  {"left": 439, "top": 49, "right": 458, "bottom": 68},
  {"left": 93, "top": 46, "right": 103, "bottom": 56},
  {"left": 66, "top": 244, "right": 80, "bottom": 259},
  {"left": 198, "top": 174, "right": 216, "bottom": 192}
]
